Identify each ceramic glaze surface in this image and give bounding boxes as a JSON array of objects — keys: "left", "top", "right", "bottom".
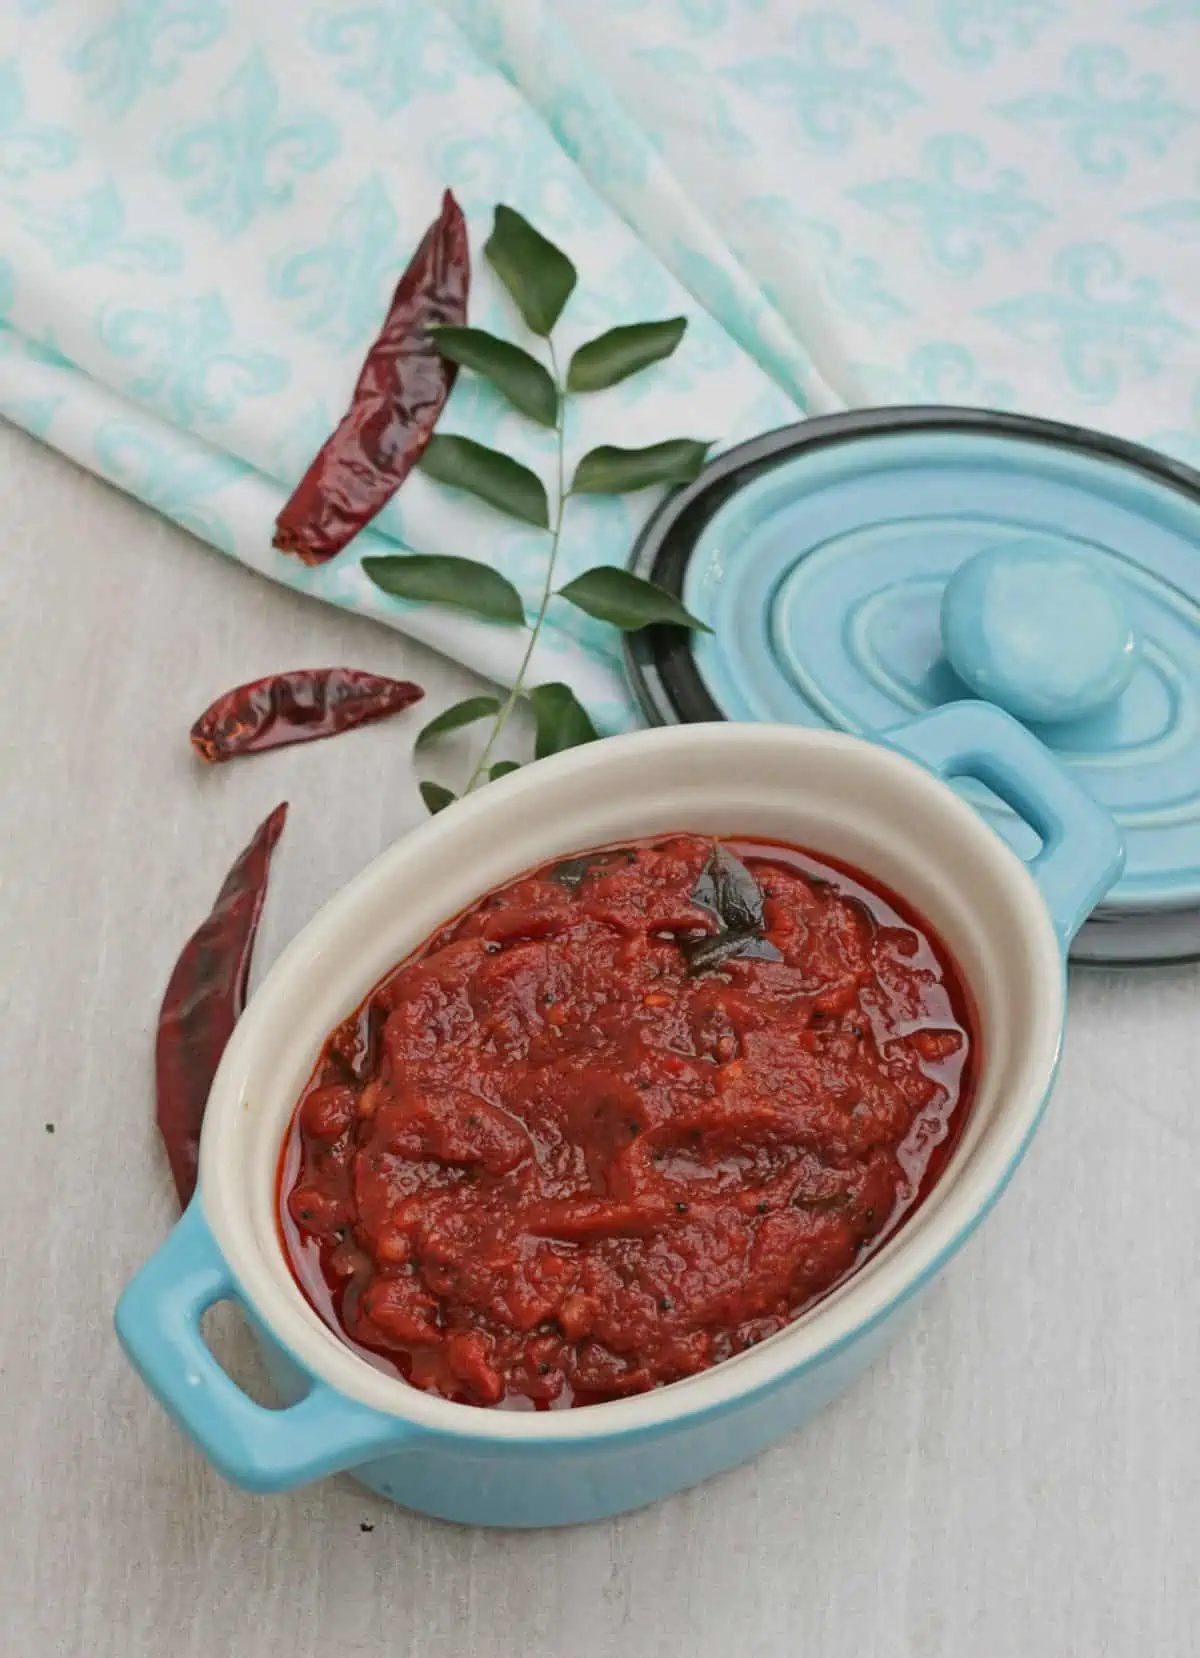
[
  {"left": 115, "top": 713, "right": 1123, "bottom": 1527},
  {"left": 683, "top": 429, "right": 1200, "bottom": 908},
  {"left": 941, "top": 541, "right": 1141, "bottom": 724}
]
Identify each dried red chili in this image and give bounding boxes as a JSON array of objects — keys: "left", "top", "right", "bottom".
[
  {"left": 190, "top": 668, "right": 424, "bottom": 763},
  {"left": 156, "top": 804, "right": 287, "bottom": 1205},
  {"left": 273, "top": 189, "right": 470, "bottom": 564}
]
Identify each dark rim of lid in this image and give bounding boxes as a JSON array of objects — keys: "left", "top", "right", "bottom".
[
  {"left": 624, "top": 404, "right": 1200, "bottom": 732},
  {"left": 623, "top": 405, "right": 1200, "bottom": 966}
]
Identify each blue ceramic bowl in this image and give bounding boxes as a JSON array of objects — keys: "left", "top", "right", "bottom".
[{"left": 116, "top": 708, "right": 1122, "bottom": 1527}]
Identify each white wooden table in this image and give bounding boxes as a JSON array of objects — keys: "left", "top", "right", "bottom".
[{"left": 2, "top": 419, "right": 1197, "bottom": 1657}]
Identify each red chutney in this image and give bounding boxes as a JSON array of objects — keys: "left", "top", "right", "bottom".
[{"left": 279, "top": 836, "right": 976, "bottom": 1410}]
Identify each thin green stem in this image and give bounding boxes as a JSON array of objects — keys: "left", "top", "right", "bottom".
[{"left": 464, "top": 341, "right": 568, "bottom": 792}]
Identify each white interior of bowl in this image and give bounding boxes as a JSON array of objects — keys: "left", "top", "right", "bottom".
[{"left": 200, "top": 723, "right": 1064, "bottom": 1441}]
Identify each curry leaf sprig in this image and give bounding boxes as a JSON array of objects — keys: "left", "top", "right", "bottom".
[{"left": 361, "top": 205, "right": 711, "bottom": 814}]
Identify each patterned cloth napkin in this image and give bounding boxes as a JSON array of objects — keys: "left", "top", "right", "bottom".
[
  {"left": 3, "top": 0, "right": 1198, "bottom": 728},
  {"left": 491, "top": 0, "right": 1200, "bottom": 451}
]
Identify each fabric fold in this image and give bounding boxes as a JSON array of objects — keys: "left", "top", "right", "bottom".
[
  {"left": 0, "top": 0, "right": 798, "bottom": 728},
  {"left": 3, "top": 0, "right": 1198, "bottom": 734}
]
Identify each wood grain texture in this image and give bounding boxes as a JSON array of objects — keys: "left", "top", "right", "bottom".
[{"left": 1, "top": 421, "right": 1197, "bottom": 1657}]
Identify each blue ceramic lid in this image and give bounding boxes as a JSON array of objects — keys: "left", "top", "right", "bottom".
[
  {"left": 940, "top": 540, "right": 1142, "bottom": 725},
  {"left": 624, "top": 410, "right": 1200, "bottom": 956}
]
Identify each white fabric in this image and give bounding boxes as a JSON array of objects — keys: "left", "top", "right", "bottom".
[{"left": 2, "top": 0, "right": 1198, "bottom": 726}]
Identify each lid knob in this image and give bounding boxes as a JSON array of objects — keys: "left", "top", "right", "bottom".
[{"left": 940, "top": 540, "right": 1141, "bottom": 724}]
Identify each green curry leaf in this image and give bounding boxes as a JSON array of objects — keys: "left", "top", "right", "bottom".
[
  {"left": 362, "top": 554, "right": 526, "bottom": 626},
  {"left": 419, "top": 435, "right": 550, "bottom": 529},
  {"left": 557, "top": 566, "right": 711, "bottom": 632},
  {"left": 485, "top": 206, "right": 578, "bottom": 337},
  {"left": 567, "top": 318, "right": 688, "bottom": 392},
  {"left": 571, "top": 439, "right": 711, "bottom": 495},
  {"left": 431, "top": 326, "right": 558, "bottom": 427},
  {"left": 528, "top": 683, "right": 600, "bottom": 760}
]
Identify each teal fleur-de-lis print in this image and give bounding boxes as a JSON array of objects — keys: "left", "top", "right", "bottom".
[
  {"left": 1131, "top": 196, "right": 1200, "bottom": 239},
  {"left": 724, "top": 13, "right": 920, "bottom": 152},
  {"left": 0, "top": 271, "right": 74, "bottom": 369},
  {"left": 1130, "top": 164, "right": 1200, "bottom": 233},
  {"left": 22, "top": 180, "right": 182, "bottom": 274},
  {"left": 310, "top": 1, "right": 460, "bottom": 117},
  {"left": 850, "top": 134, "right": 1051, "bottom": 277},
  {"left": 918, "top": 342, "right": 1015, "bottom": 409},
  {"left": 635, "top": 47, "right": 754, "bottom": 157},
  {"left": 433, "top": 121, "right": 602, "bottom": 237},
  {"left": 0, "top": 58, "right": 78, "bottom": 183},
  {"left": 0, "top": 322, "right": 69, "bottom": 441},
  {"left": 570, "top": 249, "right": 675, "bottom": 330},
  {"left": 94, "top": 423, "right": 252, "bottom": 553},
  {"left": 436, "top": 0, "right": 504, "bottom": 58},
  {"left": 669, "top": 238, "right": 813, "bottom": 409},
  {"left": 270, "top": 177, "right": 400, "bottom": 351},
  {"left": 854, "top": 341, "right": 1017, "bottom": 407},
  {"left": 1130, "top": 165, "right": 1200, "bottom": 240},
  {"left": 999, "top": 44, "right": 1198, "bottom": 180},
  {"left": 0, "top": 282, "right": 72, "bottom": 440},
  {"left": 759, "top": 207, "right": 908, "bottom": 332},
  {"left": 159, "top": 48, "right": 338, "bottom": 238},
  {"left": 460, "top": 1, "right": 654, "bottom": 193},
  {"left": 936, "top": 0, "right": 1064, "bottom": 70},
  {"left": 983, "top": 242, "right": 1191, "bottom": 403},
  {"left": 1149, "top": 385, "right": 1200, "bottom": 467},
  {"left": 7, "top": 394, "right": 65, "bottom": 439},
  {"left": 537, "top": 74, "right": 653, "bottom": 190},
  {"left": 1137, "top": 0, "right": 1200, "bottom": 25},
  {"left": 674, "top": 0, "right": 769, "bottom": 36},
  {"left": 14, "top": 331, "right": 72, "bottom": 370},
  {"left": 95, "top": 291, "right": 289, "bottom": 429},
  {"left": 64, "top": 0, "right": 227, "bottom": 121},
  {"left": 19, "top": 0, "right": 56, "bottom": 13}
]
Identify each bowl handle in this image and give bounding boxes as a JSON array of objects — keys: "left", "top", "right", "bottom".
[
  {"left": 115, "top": 1198, "right": 406, "bottom": 1492},
  {"left": 885, "top": 702, "right": 1125, "bottom": 951}
]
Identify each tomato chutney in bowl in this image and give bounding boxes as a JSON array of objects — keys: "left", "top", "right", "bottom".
[
  {"left": 116, "top": 706, "right": 1123, "bottom": 1526},
  {"left": 280, "top": 836, "right": 976, "bottom": 1411}
]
